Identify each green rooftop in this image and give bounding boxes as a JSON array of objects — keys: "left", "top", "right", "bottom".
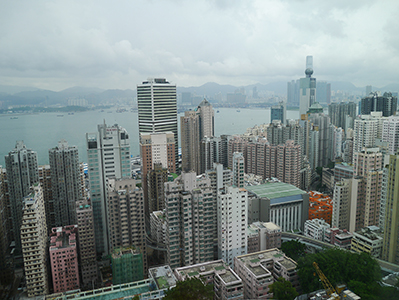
[
  {"left": 215, "top": 266, "right": 225, "bottom": 271},
  {"left": 250, "top": 259, "right": 260, "bottom": 263},
  {"left": 188, "top": 271, "right": 199, "bottom": 276},
  {"left": 246, "top": 182, "right": 306, "bottom": 199}
]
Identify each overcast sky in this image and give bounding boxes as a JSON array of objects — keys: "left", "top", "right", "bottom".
[{"left": 1, "top": 0, "right": 398, "bottom": 91}]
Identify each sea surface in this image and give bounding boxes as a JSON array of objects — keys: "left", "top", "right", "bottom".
[{"left": 0, "top": 108, "right": 301, "bottom": 166}]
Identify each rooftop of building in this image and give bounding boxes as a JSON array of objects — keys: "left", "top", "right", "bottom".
[
  {"left": 50, "top": 226, "right": 78, "bottom": 250},
  {"left": 175, "top": 260, "right": 241, "bottom": 285},
  {"left": 45, "top": 279, "right": 160, "bottom": 300},
  {"left": 236, "top": 248, "right": 297, "bottom": 273},
  {"left": 111, "top": 247, "right": 140, "bottom": 259},
  {"left": 246, "top": 182, "right": 306, "bottom": 201},
  {"left": 354, "top": 226, "right": 383, "bottom": 241},
  {"left": 148, "top": 265, "right": 177, "bottom": 290}
]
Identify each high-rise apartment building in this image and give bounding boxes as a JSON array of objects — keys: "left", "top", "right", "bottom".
[
  {"left": 107, "top": 178, "right": 146, "bottom": 272},
  {"left": 140, "top": 132, "right": 175, "bottom": 215},
  {"left": 49, "top": 139, "right": 82, "bottom": 227},
  {"left": 299, "top": 56, "right": 317, "bottom": 116},
  {"left": 307, "top": 110, "right": 334, "bottom": 168},
  {"left": 232, "top": 152, "right": 245, "bottom": 188},
  {"left": 0, "top": 167, "right": 12, "bottom": 285},
  {"left": 137, "top": 78, "right": 178, "bottom": 163},
  {"left": 353, "top": 116, "right": 377, "bottom": 153},
  {"left": 328, "top": 102, "right": 357, "bottom": 130},
  {"left": 382, "top": 115, "right": 399, "bottom": 155},
  {"left": 360, "top": 92, "right": 397, "bottom": 117},
  {"left": 332, "top": 178, "right": 362, "bottom": 232},
  {"left": 217, "top": 186, "right": 248, "bottom": 267},
  {"left": 147, "top": 163, "right": 169, "bottom": 212},
  {"left": 38, "top": 165, "right": 54, "bottom": 231},
  {"left": 316, "top": 81, "right": 331, "bottom": 104},
  {"left": 86, "top": 122, "right": 131, "bottom": 255},
  {"left": 76, "top": 199, "right": 98, "bottom": 288},
  {"left": 181, "top": 110, "right": 200, "bottom": 173},
  {"left": 287, "top": 80, "right": 300, "bottom": 106},
  {"left": 164, "top": 172, "right": 214, "bottom": 269},
  {"left": 5, "top": 141, "right": 38, "bottom": 254},
  {"left": 271, "top": 101, "right": 286, "bottom": 124},
  {"left": 181, "top": 99, "right": 215, "bottom": 174},
  {"left": 112, "top": 247, "right": 143, "bottom": 285},
  {"left": 21, "top": 184, "right": 48, "bottom": 297},
  {"left": 49, "top": 225, "right": 80, "bottom": 293},
  {"left": 382, "top": 154, "right": 399, "bottom": 263}
]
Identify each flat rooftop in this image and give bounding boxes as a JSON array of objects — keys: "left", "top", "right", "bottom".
[
  {"left": 175, "top": 260, "right": 241, "bottom": 285},
  {"left": 149, "top": 265, "right": 177, "bottom": 290},
  {"left": 236, "top": 248, "right": 297, "bottom": 275},
  {"left": 246, "top": 182, "right": 306, "bottom": 202}
]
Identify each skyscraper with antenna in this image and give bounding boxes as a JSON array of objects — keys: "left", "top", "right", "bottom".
[{"left": 299, "top": 56, "right": 317, "bottom": 117}]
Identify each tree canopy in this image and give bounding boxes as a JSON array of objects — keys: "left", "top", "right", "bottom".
[
  {"left": 270, "top": 277, "right": 298, "bottom": 300},
  {"left": 296, "top": 248, "right": 388, "bottom": 300},
  {"left": 163, "top": 278, "right": 213, "bottom": 300},
  {"left": 280, "top": 240, "right": 306, "bottom": 261}
]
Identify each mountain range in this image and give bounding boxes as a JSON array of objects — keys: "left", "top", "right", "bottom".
[{"left": 0, "top": 81, "right": 398, "bottom": 107}]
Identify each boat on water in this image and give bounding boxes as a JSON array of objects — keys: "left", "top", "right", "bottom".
[
  {"left": 217, "top": 110, "right": 220, "bottom": 113},
  {"left": 68, "top": 112, "right": 74, "bottom": 115},
  {"left": 10, "top": 117, "right": 18, "bottom": 119},
  {"left": 57, "top": 115, "right": 64, "bottom": 117},
  {"left": 237, "top": 110, "right": 240, "bottom": 112}
]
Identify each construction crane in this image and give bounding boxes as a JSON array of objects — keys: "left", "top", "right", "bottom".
[{"left": 312, "top": 262, "right": 340, "bottom": 300}]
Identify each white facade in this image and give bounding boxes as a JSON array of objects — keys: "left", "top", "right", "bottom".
[
  {"left": 86, "top": 122, "right": 131, "bottom": 255},
  {"left": 232, "top": 152, "right": 245, "bottom": 188},
  {"left": 217, "top": 186, "right": 248, "bottom": 267},
  {"left": 137, "top": 78, "right": 178, "bottom": 161},
  {"left": 382, "top": 115, "right": 399, "bottom": 155},
  {"left": 334, "top": 127, "right": 343, "bottom": 159},
  {"left": 304, "top": 219, "right": 331, "bottom": 241},
  {"left": 353, "top": 116, "right": 378, "bottom": 155}
]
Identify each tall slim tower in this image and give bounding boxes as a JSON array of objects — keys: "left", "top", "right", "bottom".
[
  {"left": 5, "top": 141, "right": 38, "bottom": 254},
  {"left": 86, "top": 122, "right": 131, "bottom": 255},
  {"left": 49, "top": 139, "right": 82, "bottom": 227},
  {"left": 181, "top": 99, "right": 215, "bottom": 174},
  {"left": 382, "top": 154, "right": 399, "bottom": 264},
  {"left": 21, "top": 184, "right": 48, "bottom": 297},
  {"left": 299, "top": 56, "right": 316, "bottom": 116},
  {"left": 137, "top": 78, "right": 178, "bottom": 163}
]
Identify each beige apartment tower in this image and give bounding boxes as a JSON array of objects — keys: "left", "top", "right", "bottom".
[{"left": 21, "top": 184, "right": 49, "bottom": 297}]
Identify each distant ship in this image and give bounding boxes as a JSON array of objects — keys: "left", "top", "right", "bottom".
[
  {"left": 236, "top": 110, "right": 240, "bottom": 112},
  {"left": 57, "top": 115, "right": 64, "bottom": 117},
  {"left": 10, "top": 117, "right": 18, "bottom": 119},
  {"left": 68, "top": 112, "right": 74, "bottom": 115},
  {"left": 217, "top": 110, "right": 219, "bottom": 113}
]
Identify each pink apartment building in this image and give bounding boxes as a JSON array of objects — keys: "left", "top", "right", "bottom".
[{"left": 49, "top": 225, "right": 80, "bottom": 293}]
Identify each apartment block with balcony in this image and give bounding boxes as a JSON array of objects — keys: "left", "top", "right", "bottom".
[
  {"left": 304, "top": 219, "right": 331, "bottom": 241},
  {"left": 21, "top": 184, "right": 48, "bottom": 297},
  {"left": 351, "top": 226, "right": 383, "bottom": 258},
  {"left": 234, "top": 248, "right": 299, "bottom": 299},
  {"left": 49, "top": 225, "right": 80, "bottom": 293},
  {"left": 76, "top": 199, "right": 98, "bottom": 288},
  {"left": 175, "top": 260, "right": 244, "bottom": 300}
]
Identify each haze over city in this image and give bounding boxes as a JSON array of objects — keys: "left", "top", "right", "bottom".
[{"left": 1, "top": 0, "right": 399, "bottom": 91}]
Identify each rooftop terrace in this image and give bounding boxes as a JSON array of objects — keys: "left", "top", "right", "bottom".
[{"left": 246, "top": 182, "right": 306, "bottom": 200}]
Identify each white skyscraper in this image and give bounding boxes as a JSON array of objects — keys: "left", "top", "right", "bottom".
[
  {"left": 86, "top": 122, "right": 131, "bottom": 255},
  {"left": 137, "top": 78, "right": 178, "bottom": 162},
  {"left": 217, "top": 186, "right": 248, "bottom": 267},
  {"left": 232, "top": 152, "right": 245, "bottom": 188}
]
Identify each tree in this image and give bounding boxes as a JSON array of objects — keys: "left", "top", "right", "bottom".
[
  {"left": 270, "top": 277, "right": 298, "bottom": 300},
  {"left": 296, "top": 248, "right": 382, "bottom": 299},
  {"left": 163, "top": 278, "right": 213, "bottom": 300},
  {"left": 280, "top": 240, "right": 306, "bottom": 261}
]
